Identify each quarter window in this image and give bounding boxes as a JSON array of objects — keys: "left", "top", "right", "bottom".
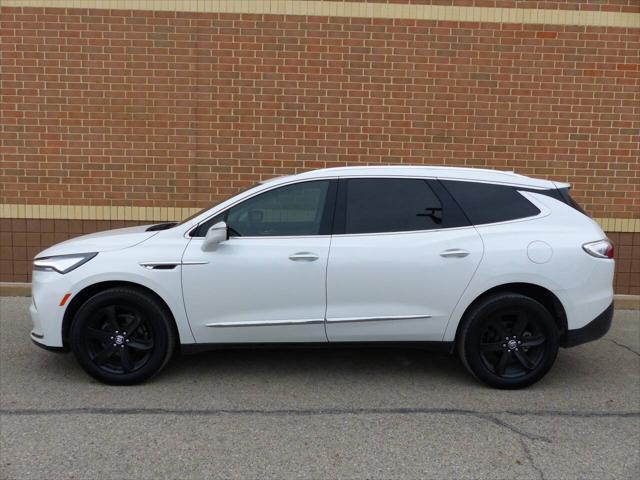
[
  {"left": 342, "top": 178, "right": 458, "bottom": 234},
  {"left": 441, "top": 180, "right": 541, "bottom": 225}
]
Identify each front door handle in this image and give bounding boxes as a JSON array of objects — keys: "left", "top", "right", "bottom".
[
  {"left": 288, "top": 252, "right": 319, "bottom": 262},
  {"left": 440, "top": 249, "right": 470, "bottom": 258}
]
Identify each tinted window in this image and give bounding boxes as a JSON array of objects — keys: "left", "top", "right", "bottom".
[
  {"left": 195, "top": 180, "right": 332, "bottom": 237},
  {"left": 441, "top": 180, "right": 540, "bottom": 225},
  {"left": 519, "top": 187, "right": 589, "bottom": 217},
  {"left": 343, "top": 178, "right": 451, "bottom": 234}
]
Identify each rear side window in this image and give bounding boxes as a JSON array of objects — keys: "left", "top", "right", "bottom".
[
  {"left": 338, "top": 178, "right": 468, "bottom": 234},
  {"left": 441, "top": 180, "right": 540, "bottom": 225},
  {"left": 519, "top": 187, "right": 589, "bottom": 217}
]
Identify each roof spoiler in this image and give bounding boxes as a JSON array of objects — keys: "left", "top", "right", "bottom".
[{"left": 553, "top": 181, "right": 572, "bottom": 189}]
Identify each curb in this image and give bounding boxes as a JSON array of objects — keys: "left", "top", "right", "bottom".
[
  {"left": 615, "top": 295, "right": 640, "bottom": 310},
  {"left": 1, "top": 282, "right": 638, "bottom": 310},
  {"left": 0, "top": 282, "right": 31, "bottom": 297}
]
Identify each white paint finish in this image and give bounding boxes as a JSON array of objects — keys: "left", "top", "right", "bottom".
[
  {"left": 442, "top": 193, "right": 614, "bottom": 341},
  {"left": 181, "top": 237, "right": 330, "bottom": 343},
  {"left": 527, "top": 240, "right": 553, "bottom": 264},
  {"left": 28, "top": 166, "right": 615, "bottom": 356},
  {"left": 37, "top": 225, "right": 158, "bottom": 257},
  {"left": 325, "top": 228, "right": 483, "bottom": 342},
  {"left": 29, "top": 229, "right": 197, "bottom": 346}
]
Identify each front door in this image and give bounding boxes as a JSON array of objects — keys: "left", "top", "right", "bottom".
[
  {"left": 325, "top": 178, "right": 483, "bottom": 342},
  {"left": 182, "top": 180, "right": 336, "bottom": 344}
]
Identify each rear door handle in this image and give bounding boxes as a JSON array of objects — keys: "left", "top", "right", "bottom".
[
  {"left": 440, "top": 249, "right": 470, "bottom": 258},
  {"left": 288, "top": 252, "right": 319, "bottom": 262}
]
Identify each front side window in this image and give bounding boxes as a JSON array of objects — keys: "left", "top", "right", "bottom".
[
  {"left": 342, "top": 178, "right": 456, "bottom": 234},
  {"left": 195, "top": 180, "right": 332, "bottom": 237}
]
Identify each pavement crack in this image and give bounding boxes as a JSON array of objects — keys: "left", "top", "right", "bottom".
[
  {"left": 0, "top": 405, "right": 554, "bottom": 443},
  {"left": 519, "top": 437, "right": 546, "bottom": 480},
  {"left": 610, "top": 339, "right": 640, "bottom": 357},
  {"left": 2, "top": 405, "right": 639, "bottom": 428},
  {"left": 476, "top": 413, "right": 551, "bottom": 443}
]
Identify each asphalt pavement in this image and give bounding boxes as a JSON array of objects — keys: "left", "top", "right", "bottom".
[{"left": 1, "top": 297, "right": 639, "bottom": 479}]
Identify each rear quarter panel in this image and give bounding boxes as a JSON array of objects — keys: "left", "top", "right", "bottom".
[{"left": 442, "top": 192, "right": 614, "bottom": 342}]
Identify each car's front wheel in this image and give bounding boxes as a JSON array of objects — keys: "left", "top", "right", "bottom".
[
  {"left": 70, "top": 287, "right": 175, "bottom": 385},
  {"left": 458, "top": 293, "right": 559, "bottom": 389}
]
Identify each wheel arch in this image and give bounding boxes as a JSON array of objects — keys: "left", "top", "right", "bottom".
[
  {"left": 61, "top": 280, "right": 181, "bottom": 350},
  {"left": 453, "top": 283, "right": 568, "bottom": 346}
]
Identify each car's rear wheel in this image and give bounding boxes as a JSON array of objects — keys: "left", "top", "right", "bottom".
[
  {"left": 70, "top": 287, "right": 175, "bottom": 385},
  {"left": 458, "top": 293, "right": 559, "bottom": 389}
]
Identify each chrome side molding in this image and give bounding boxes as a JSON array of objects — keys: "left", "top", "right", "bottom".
[
  {"left": 326, "top": 314, "right": 432, "bottom": 324},
  {"left": 206, "top": 318, "right": 325, "bottom": 328},
  {"left": 205, "top": 315, "right": 432, "bottom": 327}
]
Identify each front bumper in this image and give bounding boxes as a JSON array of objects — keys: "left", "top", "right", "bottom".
[
  {"left": 31, "top": 338, "right": 67, "bottom": 353},
  {"left": 29, "top": 269, "right": 74, "bottom": 348},
  {"left": 563, "top": 302, "right": 614, "bottom": 348}
]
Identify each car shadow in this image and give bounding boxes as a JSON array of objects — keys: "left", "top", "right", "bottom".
[{"left": 162, "top": 346, "right": 472, "bottom": 383}]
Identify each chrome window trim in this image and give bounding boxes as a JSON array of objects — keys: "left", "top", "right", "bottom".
[
  {"left": 185, "top": 175, "right": 551, "bottom": 239},
  {"left": 190, "top": 235, "right": 331, "bottom": 241}
]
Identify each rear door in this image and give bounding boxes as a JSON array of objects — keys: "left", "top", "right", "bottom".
[{"left": 325, "top": 177, "right": 483, "bottom": 342}]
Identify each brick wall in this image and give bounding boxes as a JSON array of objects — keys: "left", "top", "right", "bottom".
[
  {"left": 1, "top": 6, "right": 638, "bottom": 216},
  {"left": 0, "top": 1, "right": 638, "bottom": 291}
]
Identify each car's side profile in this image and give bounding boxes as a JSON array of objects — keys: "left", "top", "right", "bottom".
[{"left": 30, "top": 166, "right": 615, "bottom": 389}]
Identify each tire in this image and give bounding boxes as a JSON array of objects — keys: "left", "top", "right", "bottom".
[
  {"left": 458, "top": 293, "right": 559, "bottom": 389},
  {"left": 70, "top": 287, "right": 175, "bottom": 385}
]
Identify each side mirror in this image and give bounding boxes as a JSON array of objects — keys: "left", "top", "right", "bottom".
[{"left": 202, "top": 221, "right": 228, "bottom": 251}]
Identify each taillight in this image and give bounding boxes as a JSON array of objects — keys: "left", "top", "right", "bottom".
[{"left": 582, "top": 239, "right": 614, "bottom": 259}]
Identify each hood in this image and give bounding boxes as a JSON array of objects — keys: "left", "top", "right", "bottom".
[{"left": 36, "top": 225, "right": 159, "bottom": 258}]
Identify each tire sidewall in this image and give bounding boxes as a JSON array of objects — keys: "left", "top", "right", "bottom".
[
  {"left": 70, "top": 288, "right": 172, "bottom": 385},
  {"left": 461, "top": 294, "right": 559, "bottom": 389}
]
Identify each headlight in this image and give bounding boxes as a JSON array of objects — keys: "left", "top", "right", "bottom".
[{"left": 33, "top": 253, "right": 98, "bottom": 274}]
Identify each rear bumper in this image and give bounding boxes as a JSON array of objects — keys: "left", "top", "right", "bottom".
[{"left": 563, "top": 302, "right": 614, "bottom": 348}]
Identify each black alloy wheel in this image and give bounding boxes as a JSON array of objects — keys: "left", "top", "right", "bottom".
[
  {"left": 478, "top": 308, "right": 547, "bottom": 378},
  {"left": 84, "top": 305, "right": 155, "bottom": 375},
  {"left": 70, "top": 287, "right": 175, "bottom": 385},
  {"left": 458, "top": 293, "right": 559, "bottom": 389}
]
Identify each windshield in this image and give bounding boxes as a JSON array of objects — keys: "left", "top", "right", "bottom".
[{"left": 175, "top": 181, "right": 265, "bottom": 227}]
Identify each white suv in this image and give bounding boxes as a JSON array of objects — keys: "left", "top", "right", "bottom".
[{"left": 30, "top": 166, "right": 615, "bottom": 388}]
